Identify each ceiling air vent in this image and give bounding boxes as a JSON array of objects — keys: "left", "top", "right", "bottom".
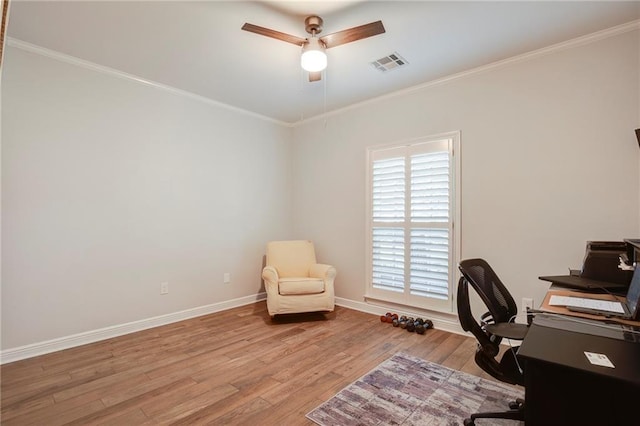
[{"left": 371, "top": 52, "right": 408, "bottom": 72}]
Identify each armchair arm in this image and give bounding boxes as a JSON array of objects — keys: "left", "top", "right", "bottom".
[
  {"left": 262, "top": 266, "right": 279, "bottom": 288},
  {"left": 309, "top": 263, "right": 336, "bottom": 280}
]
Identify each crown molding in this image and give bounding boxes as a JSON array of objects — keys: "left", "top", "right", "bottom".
[
  {"left": 294, "top": 19, "right": 640, "bottom": 127},
  {"left": 6, "top": 19, "right": 639, "bottom": 128},
  {"left": 6, "top": 37, "right": 293, "bottom": 128}
]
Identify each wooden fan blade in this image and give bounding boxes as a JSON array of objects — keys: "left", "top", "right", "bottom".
[
  {"left": 320, "top": 20, "right": 385, "bottom": 49},
  {"left": 309, "top": 72, "right": 322, "bottom": 82},
  {"left": 241, "top": 23, "right": 306, "bottom": 46}
]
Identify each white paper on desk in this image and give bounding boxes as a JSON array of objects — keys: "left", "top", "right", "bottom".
[
  {"left": 548, "top": 295, "right": 625, "bottom": 314},
  {"left": 584, "top": 351, "right": 615, "bottom": 368}
]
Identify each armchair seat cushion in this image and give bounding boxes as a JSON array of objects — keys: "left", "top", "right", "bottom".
[{"left": 279, "top": 278, "right": 325, "bottom": 295}]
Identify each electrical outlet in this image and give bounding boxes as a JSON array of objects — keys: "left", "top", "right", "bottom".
[
  {"left": 522, "top": 297, "right": 534, "bottom": 313},
  {"left": 223, "top": 273, "right": 231, "bottom": 284},
  {"left": 160, "top": 282, "right": 169, "bottom": 295}
]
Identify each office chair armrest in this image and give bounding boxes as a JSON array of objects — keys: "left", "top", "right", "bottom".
[
  {"left": 485, "top": 323, "right": 528, "bottom": 340},
  {"left": 480, "top": 311, "right": 495, "bottom": 326}
]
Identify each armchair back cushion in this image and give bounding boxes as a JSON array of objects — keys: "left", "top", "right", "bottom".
[{"left": 266, "top": 240, "right": 316, "bottom": 277}]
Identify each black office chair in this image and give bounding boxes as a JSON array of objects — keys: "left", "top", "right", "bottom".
[{"left": 457, "top": 258, "right": 529, "bottom": 426}]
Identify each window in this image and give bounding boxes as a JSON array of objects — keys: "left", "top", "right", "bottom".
[{"left": 366, "top": 132, "right": 460, "bottom": 312}]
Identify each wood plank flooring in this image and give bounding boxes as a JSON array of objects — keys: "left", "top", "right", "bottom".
[{"left": 1, "top": 302, "right": 495, "bottom": 425}]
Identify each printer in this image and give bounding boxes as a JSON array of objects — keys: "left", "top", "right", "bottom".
[{"left": 579, "top": 241, "right": 633, "bottom": 286}]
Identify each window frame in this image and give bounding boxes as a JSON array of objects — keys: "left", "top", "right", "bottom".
[{"left": 365, "top": 131, "right": 461, "bottom": 313}]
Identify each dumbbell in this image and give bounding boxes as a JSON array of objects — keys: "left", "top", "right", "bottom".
[{"left": 380, "top": 312, "right": 394, "bottom": 323}]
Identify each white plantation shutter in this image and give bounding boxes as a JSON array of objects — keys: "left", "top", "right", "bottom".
[
  {"left": 410, "top": 228, "right": 449, "bottom": 299},
  {"left": 372, "top": 157, "right": 404, "bottom": 222},
  {"left": 371, "top": 152, "right": 406, "bottom": 292},
  {"left": 410, "top": 152, "right": 449, "bottom": 223},
  {"left": 372, "top": 228, "right": 404, "bottom": 292},
  {"left": 367, "top": 134, "right": 459, "bottom": 312}
]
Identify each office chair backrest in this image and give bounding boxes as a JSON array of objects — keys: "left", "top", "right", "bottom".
[
  {"left": 458, "top": 258, "right": 518, "bottom": 324},
  {"left": 457, "top": 275, "right": 497, "bottom": 355},
  {"left": 457, "top": 258, "right": 524, "bottom": 384}
]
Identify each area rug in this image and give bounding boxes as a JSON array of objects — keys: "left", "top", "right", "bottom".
[{"left": 306, "top": 352, "right": 524, "bottom": 426}]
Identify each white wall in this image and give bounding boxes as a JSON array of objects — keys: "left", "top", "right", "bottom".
[
  {"left": 2, "top": 26, "right": 639, "bottom": 357},
  {"left": 291, "top": 29, "right": 640, "bottom": 314},
  {"left": 1, "top": 46, "right": 293, "bottom": 349}
]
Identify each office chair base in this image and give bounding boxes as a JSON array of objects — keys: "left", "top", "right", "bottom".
[
  {"left": 508, "top": 397, "right": 524, "bottom": 410},
  {"left": 463, "top": 399, "right": 524, "bottom": 426}
]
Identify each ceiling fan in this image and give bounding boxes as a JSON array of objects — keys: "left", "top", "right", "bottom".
[{"left": 241, "top": 16, "right": 385, "bottom": 82}]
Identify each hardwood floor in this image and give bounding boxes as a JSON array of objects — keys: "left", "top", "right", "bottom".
[{"left": 1, "top": 302, "right": 492, "bottom": 425}]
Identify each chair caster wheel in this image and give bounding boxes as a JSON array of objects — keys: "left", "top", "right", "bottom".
[{"left": 463, "top": 419, "right": 475, "bottom": 426}]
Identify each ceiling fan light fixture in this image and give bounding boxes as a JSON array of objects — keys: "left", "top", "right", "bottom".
[
  {"left": 300, "top": 38, "right": 327, "bottom": 72},
  {"left": 242, "top": 16, "right": 385, "bottom": 82}
]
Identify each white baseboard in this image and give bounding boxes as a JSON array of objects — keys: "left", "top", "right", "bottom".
[
  {"left": 335, "top": 297, "right": 466, "bottom": 336},
  {"left": 0, "top": 293, "right": 267, "bottom": 364},
  {"left": 1, "top": 293, "right": 466, "bottom": 364}
]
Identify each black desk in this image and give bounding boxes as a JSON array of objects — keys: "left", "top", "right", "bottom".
[{"left": 518, "top": 314, "right": 640, "bottom": 425}]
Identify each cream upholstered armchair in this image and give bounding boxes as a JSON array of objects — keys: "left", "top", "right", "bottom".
[{"left": 262, "top": 240, "right": 336, "bottom": 317}]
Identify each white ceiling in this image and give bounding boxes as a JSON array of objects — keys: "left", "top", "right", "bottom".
[{"left": 6, "top": 1, "right": 640, "bottom": 124}]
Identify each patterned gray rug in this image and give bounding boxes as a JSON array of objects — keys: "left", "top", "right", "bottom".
[{"left": 306, "top": 352, "right": 524, "bottom": 426}]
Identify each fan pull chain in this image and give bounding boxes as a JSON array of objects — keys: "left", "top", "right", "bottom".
[
  {"left": 299, "top": 47, "right": 305, "bottom": 122},
  {"left": 323, "top": 68, "right": 327, "bottom": 115},
  {"left": 323, "top": 68, "right": 328, "bottom": 129}
]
